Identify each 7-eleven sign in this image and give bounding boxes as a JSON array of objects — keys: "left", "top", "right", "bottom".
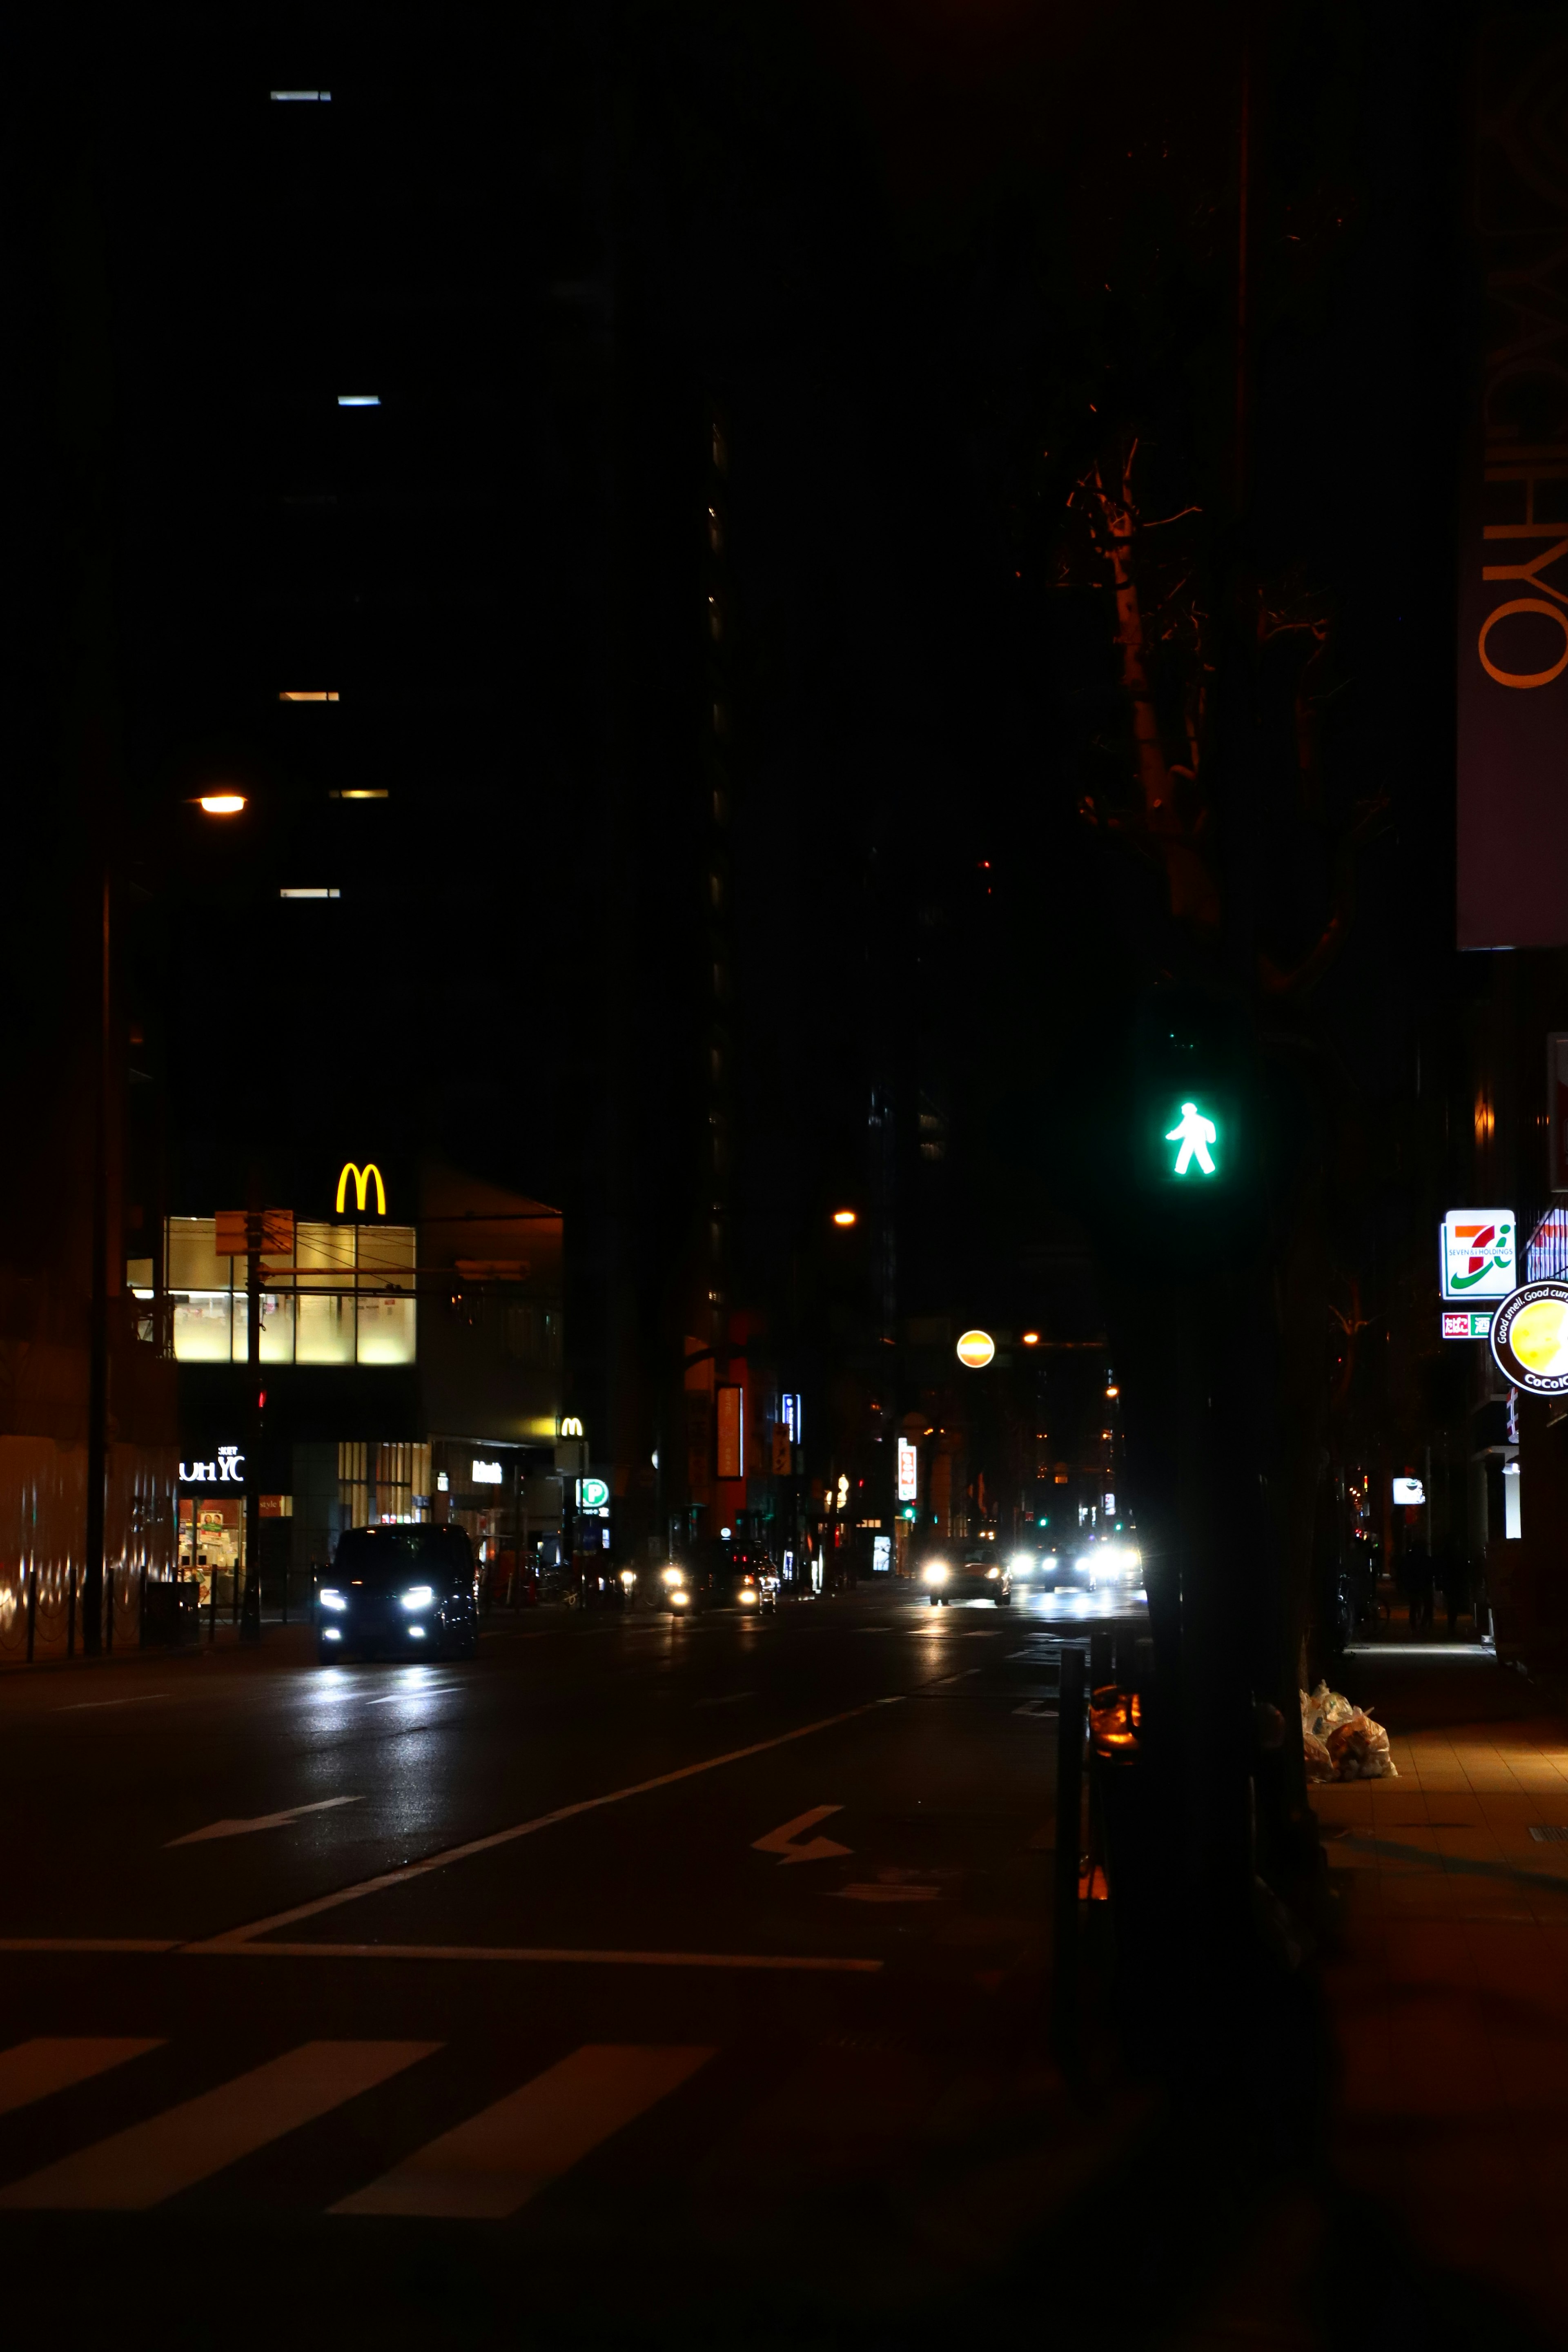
[{"left": 1440, "top": 1210, "right": 1516, "bottom": 1301}]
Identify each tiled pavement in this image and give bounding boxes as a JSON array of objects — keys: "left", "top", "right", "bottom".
[{"left": 1315, "top": 1647, "right": 1568, "bottom": 2338}]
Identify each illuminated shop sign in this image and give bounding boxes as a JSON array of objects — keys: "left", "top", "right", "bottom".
[
  {"left": 179, "top": 1445, "right": 244, "bottom": 1486},
  {"left": 1491, "top": 1279, "right": 1568, "bottom": 1393},
  {"left": 896, "top": 1440, "right": 918, "bottom": 1502},
  {"left": 956, "top": 1330, "right": 995, "bottom": 1370},
  {"left": 471, "top": 1459, "right": 503, "bottom": 1485},
  {"left": 336, "top": 1161, "right": 387, "bottom": 1216},
  {"left": 577, "top": 1477, "right": 610, "bottom": 1512},
  {"left": 782, "top": 1392, "right": 802, "bottom": 1444},
  {"left": 1391, "top": 1477, "right": 1426, "bottom": 1506},
  {"left": 1441, "top": 1310, "right": 1493, "bottom": 1340},
  {"left": 1440, "top": 1209, "right": 1516, "bottom": 1301}
]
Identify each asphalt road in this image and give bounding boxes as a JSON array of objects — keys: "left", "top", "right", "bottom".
[{"left": 0, "top": 1581, "right": 1151, "bottom": 2348}]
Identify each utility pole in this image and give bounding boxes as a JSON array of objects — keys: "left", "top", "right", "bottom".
[
  {"left": 240, "top": 1202, "right": 263, "bottom": 1642},
  {"left": 83, "top": 871, "right": 112, "bottom": 1655}
]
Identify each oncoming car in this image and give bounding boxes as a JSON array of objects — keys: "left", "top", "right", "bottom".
[
  {"left": 920, "top": 1546, "right": 1012, "bottom": 1607},
  {"left": 659, "top": 1538, "right": 779, "bottom": 1615},
  {"left": 1055, "top": 1539, "right": 1143, "bottom": 1595},
  {"left": 317, "top": 1526, "right": 479, "bottom": 1663}
]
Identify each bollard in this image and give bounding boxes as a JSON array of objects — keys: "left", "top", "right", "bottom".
[{"left": 1051, "top": 1644, "right": 1086, "bottom": 2067}]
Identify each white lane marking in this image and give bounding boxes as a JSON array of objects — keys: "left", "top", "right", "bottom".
[
  {"left": 752, "top": 1806, "right": 852, "bottom": 1866},
  {"left": 835, "top": 1883, "right": 940, "bottom": 1904},
  {"left": 1013, "top": 1700, "right": 1057, "bottom": 1719},
  {"left": 332, "top": 2043, "right": 715, "bottom": 2219},
  {"left": 190, "top": 1695, "right": 904, "bottom": 1951},
  {"left": 167, "top": 1796, "right": 364, "bottom": 1848},
  {"left": 0, "top": 2041, "right": 438, "bottom": 2211},
  {"left": 57, "top": 1694, "right": 171, "bottom": 1713},
  {"left": 189, "top": 1942, "right": 884, "bottom": 1972},
  {"left": 0, "top": 2038, "right": 164, "bottom": 2118}
]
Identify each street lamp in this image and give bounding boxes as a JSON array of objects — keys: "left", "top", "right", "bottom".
[
  {"left": 197, "top": 792, "right": 247, "bottom": 815},
  {"left": 831, "top": 1208, "right": 857, "bottom": 1228}
]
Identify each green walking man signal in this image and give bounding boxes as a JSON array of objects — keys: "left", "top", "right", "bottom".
[{"left": 1165, "top": 1100, "right": 1218, "bottom": 1177}]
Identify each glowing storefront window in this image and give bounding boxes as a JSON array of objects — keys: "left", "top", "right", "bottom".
[{"left": 166, "top": 1217, "right": 416, "bottom": 1367}]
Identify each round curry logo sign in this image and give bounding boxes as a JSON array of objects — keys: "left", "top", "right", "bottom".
[
  {"left": 1491, "top": 1280, "right": 1568, "bottom": 1393},
  {"left": 956, "top": 1329, "right": 996, "bottom": 1370}
]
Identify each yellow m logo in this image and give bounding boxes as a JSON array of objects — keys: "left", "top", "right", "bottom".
[
  {"left": 560, "top": 1415, "right": 584, "bottom": 1438},
  {"left": 335, "top": 1161, "right": 387, "bottom": 1216}
]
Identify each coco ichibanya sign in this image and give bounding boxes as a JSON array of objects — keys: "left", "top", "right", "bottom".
[
  {"left": 1439, "top": 1210, "right": 1515, "bottom": 1302},
  {"left": 1492, "top": 1279, "right": 1568, "bottom": 1394}
]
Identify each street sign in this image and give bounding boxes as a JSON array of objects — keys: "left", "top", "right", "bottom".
[
  {"left": 1391, "top": 1477, "right": 1425, "bottom": 1506},
  {"left": 1439, "top": 1209, "right": 1516, "bottom": 1301},
  {"left": 1441, "top": 1310, "right": 1494, "bottom": 1339},
  {"left": 896, "top": 1440, "right": 918, "bottom": 1501},
  {"left": 577, "top": 1476, "right": 610, "bottom": 1511},
  {"left": 1491, "top": 1279, "right": 1568, "bottom": 1393},
  {"left": 956, "top": 1329, "right": 995, "bottom": 1370}
]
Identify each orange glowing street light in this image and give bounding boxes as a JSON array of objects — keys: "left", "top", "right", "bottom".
[
  {"left": 197, "top": 792, "right": 247, "bottom": 815},
  {"left": 831, "top": 1208, "right": 857, "bottom": 1227},
  {"left": 1021, "top": 1331, "right": 1040, "bottom": 1345}
]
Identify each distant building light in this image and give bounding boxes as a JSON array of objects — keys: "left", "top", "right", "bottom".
[
  {"left": 472, "top": 1459, "right": 504, "bottom": 1486},
  {"left": 270, "top": 89, "right": 330, "bottom": 101},
  {"left": 328, "top": 789, "right": 388, "bottom": 799},
  {"left": 279, "top": 888, "right": 341, "bottom": 900},
  {"left": 337, "top": 395, "right": 380, "bottom": 407},
  {"left": 435, "top": 1471, "right": 450, "bottom": 1493},
  {"left": 279, "top": 690, "right": 339, "bottom": 702},
  {"left": 198, "top": 793, "right": 246, "bottom": 815},
  {"left": 832, "top": 1208, "right": 857, "bottom": 1227},
  {"left": 1021, "top": 1331, "right": 1040, "bottom": 1345}
]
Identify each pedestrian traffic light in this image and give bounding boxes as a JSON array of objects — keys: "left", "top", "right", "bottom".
[{"left": 1129, "top": 987, "right": 1256, "bottom": 1207}]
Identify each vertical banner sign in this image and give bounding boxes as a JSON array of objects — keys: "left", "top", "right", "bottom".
[
  {"left": 896, "top": 1439, "right": 918, "bottom": 1503},
  {"left": 715, "top": 1385, "right": 744, "bottom": 1482},
  {"left": 1458, "top": 18, "right": 1568, "bottom": 947}
]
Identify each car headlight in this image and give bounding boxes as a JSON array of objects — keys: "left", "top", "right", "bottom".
[
  {"left": 620, "top": 1569, "right": 637, "bottom": 1588},
  {"left": 670, "top": 1587, "right": 690, "bottom": 1606},
  {"left": 1010, "top": 1554, "right": 1035, "bottom": 1575},
  {"left": 401, "top": 1585, "right": 435, "bottom": 1611},
  {"left": 662, "top": 1564, "right": 684, "bottom": 1586},
  {"left": 986, "top": 1564, "right": 1000, "bottom": 1580},
  {"left": 738, "top": 1586, "right": 757, "bottom": 1604},
  {"left": 923, "top": 1561, "right": 949, "bottom": 1585},
  {"left": 319, "top": 1588, "right": 346, "bottom": 1612}
]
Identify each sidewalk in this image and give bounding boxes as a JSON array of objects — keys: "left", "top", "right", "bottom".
[{"left": 1310, "top": 1642, "right": 1568, "bottom": 2339}]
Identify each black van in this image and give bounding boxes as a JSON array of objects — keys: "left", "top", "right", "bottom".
[{"left": 317, "top": 1526, "right": 479, "bottom": 1663}]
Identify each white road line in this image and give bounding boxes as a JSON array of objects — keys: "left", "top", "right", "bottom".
[
  {"left": 57, "top": 1694, "right": 171, "bottom": 1713},
  {"left": 189, "top": 1695, "right": 904, "bottom": 1952},
  {"left": 835, "top": 1884, "right": 940, "bottom": 1904},
  {"left": 333, "top": 2043, "right": 714, "bottom": 2218},
  {"left": 364, "top": 1687, "right": 460, "bottom": 1706},
  {"left": 0, "top": 1939, "right": 179, "bottom": 1956},
  {"left": 167, "top": 1797, "right": 363, "bottom": 1848},
  {"left": 188, "top": 1942, "right": 884, "bottom": 1971},
  {"left": 0, "top": 2040, "right": 438, "bottom": 2211},
  {"left": 0, "top": 2038, "right": 163, "bottom": 2118}
]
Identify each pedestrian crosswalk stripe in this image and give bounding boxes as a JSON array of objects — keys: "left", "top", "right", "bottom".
[
  {"left": 0, "top": 2038, "right": 163, "bottom": 2119},
  {"left": 332, "top": 2043, "right": 715, "bottom": 2219},
  {"left": 0, "top": 2040, "right": 438, "bottom": 2211}
]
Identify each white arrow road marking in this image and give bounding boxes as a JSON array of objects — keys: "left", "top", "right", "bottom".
[
  {"left": 752, "top": 1805, "right": 852, "bottom": 1866},
  {"left": 167, "top": 1797, "right": 364, "bottom": 1848}
]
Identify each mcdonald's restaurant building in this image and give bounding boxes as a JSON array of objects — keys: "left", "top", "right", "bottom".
[{"left": 141, "top": 1158, "right": 570, "bottom": 1601}]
